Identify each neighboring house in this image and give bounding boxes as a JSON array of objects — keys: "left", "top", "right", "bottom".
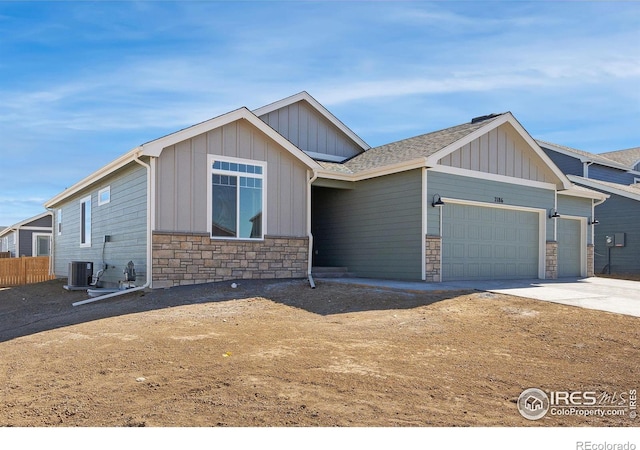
[
  {"left": 540, "top": 142, "right": 640, "bottom": 275},
  {"left": 600, "top": 146, "right": 640, "bottom": 174},
  {"left": 0, "top": 211, "right": 53, "bottom": 258},
  {"left": 44, "top": 92, "right": 606, "bottom": 289}
]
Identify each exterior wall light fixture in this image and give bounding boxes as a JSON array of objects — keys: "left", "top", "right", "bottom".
[
  {"left": 432, "top": 194, "right": 445, "bottom": 207},
  {"left": 549, "top": 209, "right": 561, "bottom": 219}
]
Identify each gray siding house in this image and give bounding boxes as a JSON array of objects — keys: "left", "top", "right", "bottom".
[
  {"left": 311, "top": 112, "right": 604, "bottom": 282},
  {"left": 44, "top": 92, "right": 606, "bottom": 290},
  {"left": 540, "top": 142, "right": 640, "bottom": 275},
  {"left": 0, "top": 211, "right": 52, "bottom": 258}
]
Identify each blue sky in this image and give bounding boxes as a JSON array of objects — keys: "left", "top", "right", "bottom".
[{"left": 1, "top": 1, "right": 638, "bottom": 226}]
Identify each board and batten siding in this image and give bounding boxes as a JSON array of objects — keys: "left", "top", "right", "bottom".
[
  {"left": 312, "top": 169, "right": 423, "bottom": 281},
  {"left": 439, "top": 124, "right": 558, "bottom": 184},
  {"left": 426, "top": 170, "right": 556, "bottom": 240},
  {"left": 155, "top": 119, "right": 309, "bottom": 237},
  {"left": 54, "top": 163, "right": 147, "bottom": 287},
  {"left": 258, "top": 100, "right": 362, "bottom": 161}
]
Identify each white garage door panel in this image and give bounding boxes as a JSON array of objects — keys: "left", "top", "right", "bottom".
[{"left": 442, "top": 203, "right": 539, "bottom": 281}]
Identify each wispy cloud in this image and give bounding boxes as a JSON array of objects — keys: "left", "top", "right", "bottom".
[{"left": 0, "top": 1, "right": 638, "bottom": 226}]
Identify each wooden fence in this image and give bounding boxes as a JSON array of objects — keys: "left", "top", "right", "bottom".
[{"left": 0, "top": 256, "right": 56, "bottom": 287}]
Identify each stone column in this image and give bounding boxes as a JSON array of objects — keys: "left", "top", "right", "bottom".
[
  {"left": 545, "top": 241, "right": 558, "bottom": 279},
  {"left": 587, "top": 244, "right": 595, "bottom": 277},
  {"left": 425, "top": 235, "right": 442, "bottom": 282}
]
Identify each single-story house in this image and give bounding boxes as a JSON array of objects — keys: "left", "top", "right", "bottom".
[
  {"left": 540, "top": 142, "right": 640, "bottom": 275},
  {"left": 44, "top": 92, "right": 607, "bottom": 289},
  {"left": 0, "top": 211, "right": 53, "bottom": 258}
]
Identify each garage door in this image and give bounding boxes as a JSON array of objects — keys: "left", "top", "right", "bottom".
[
  {"left": 442, "top": 203, "right": 539, "bottom": 281},
  {"left": 557, "top": 218, "right": 582, "bottom": 277}
]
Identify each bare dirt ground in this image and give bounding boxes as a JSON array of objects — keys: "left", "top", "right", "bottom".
[{"left": 0, "top": 277, "right": 638, "bottom": 427}]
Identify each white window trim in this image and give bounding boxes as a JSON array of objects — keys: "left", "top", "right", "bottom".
[
  {"left": 80, "top": 195, "right": 92, "bottom": 247},
  {"left": 207, "top": 155, "right": 267, "bottom": 240},
  {"left": 32, "top": 233, "right": 51, "bottom": 257},
  {"left": 634, "top": 177, "right": 640, "bottom": 185},
  {"left": 98, "top": 186, "right": 111, "bottom": 206}
]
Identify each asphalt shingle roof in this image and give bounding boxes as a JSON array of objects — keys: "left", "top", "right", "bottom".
[
  {"left": 318, "top": 114, "right": 503, "bottom": 175},
  {"left": 599, "top": 147, "right": 640, "bottom": 167}
]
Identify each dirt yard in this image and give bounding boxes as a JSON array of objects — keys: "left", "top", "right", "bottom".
[{"left": 0, "top": 277, "right": 638, "bottom": 427}]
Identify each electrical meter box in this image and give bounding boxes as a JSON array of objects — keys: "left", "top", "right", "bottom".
[{"left": 605, "top": 234, "right": 626, "bottom": 247}]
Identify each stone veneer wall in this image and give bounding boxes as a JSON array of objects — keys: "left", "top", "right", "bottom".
[
  {"left": 545, "top": 241, "right": 558, "bottom": 279},
  {"left": 587, "top": 244, "right": 594, "bottom": 277},
  {"left": 152, "top": 232, "right": 309, "bottom": 288},
  {"left": 425, "top": 235, "right": 442, "bottom": 282}
]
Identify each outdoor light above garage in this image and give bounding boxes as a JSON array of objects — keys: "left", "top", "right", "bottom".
[{"left": 431, "top": 194, "right": 445, "bottom": 207}]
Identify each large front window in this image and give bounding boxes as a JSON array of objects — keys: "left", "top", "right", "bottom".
[{"left": 211, "top": 158, "right": 265, "bottom": 239}]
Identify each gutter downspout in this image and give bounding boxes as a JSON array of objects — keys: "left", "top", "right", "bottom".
[
  {"left": 45, "top": 209, "right": 55, "bottom": 276},
  {"left": 307, "top": 169, "right": 318, "bottom": 289},
  {"left": 591, "top": 196, "right": 607, "bottom": 251},
  {"left": 583, "top": 161, "right": 594, "bottom": 178},
  {"left": 15, "top": 223, "right": 20, "bottom": 257},
  {"left": 73, "top": 155, "right": 153, "bottom": 306}
]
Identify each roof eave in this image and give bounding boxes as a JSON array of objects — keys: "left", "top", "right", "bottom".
[
  {"left": 140, "top": 107, "right": 322, "bottom": 171},
  {"left": 0, "top": 211, "right": 53, "bottom": 237},
  {"left": 44, "top": 148, "right": 142, "bottom": 208},
  {"left": 45, "top": 108, "right": 323, "bottom": 209},
  {"left": 538, "top": 140, "right": 631, "bottom": 171},
  {"left": 567, "top": 175, "right": 640, "bottom": 202}
]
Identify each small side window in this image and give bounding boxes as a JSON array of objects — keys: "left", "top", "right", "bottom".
[
  {"left": 57, "top": 209, "right": 62, "bottom": 235},
  {"left": 98, "top": 186, "right": 111, "bottom": 206},
  {"left": 80, "top": 195, "right": 92, "bottom": 247}
]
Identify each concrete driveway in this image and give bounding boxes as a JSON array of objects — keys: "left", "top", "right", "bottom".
[
  {"left": 322, "top": 277, "right": 640, "bottom": 318},
  {"left": 444, "top": 277, "right": 640, "bottom": 318}
]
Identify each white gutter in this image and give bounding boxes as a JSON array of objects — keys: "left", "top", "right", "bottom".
[
  {"left": 15, "top": 223, "right": 20, "bottom": 257},
  {"left": 73, "top": 155, "right": 153, "bottom": 306},
  {"left": 46, "top": 208, "right": 55, "bottom": 276},
  {"left": 307, "top": 169, "right": 318, "bottom": 289},
  {"left": 583, "top": 161, "right": 593, "bottom": 178}
]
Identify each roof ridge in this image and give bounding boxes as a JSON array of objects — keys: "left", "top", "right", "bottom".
[{"left": 369, "top": 115, "right": 500, "bottom": 151}]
